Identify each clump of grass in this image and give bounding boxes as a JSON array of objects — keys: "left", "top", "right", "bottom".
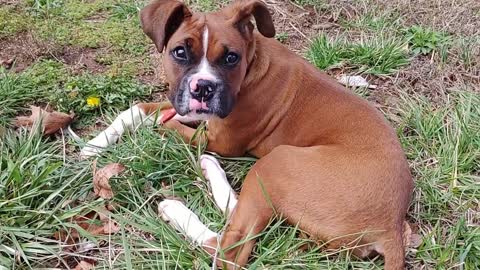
[
  {"left": 0, "top": 7, "right": 33, "bottom": 38},
  {"left": 52, "top": 74, "right": 152, "bottom": 117},
  {"left": 292, "top": 0, "right": 325, "bottom": 8},
  {"left": 306, "top": 35, "right": 345, "bottom": 70},
  {"left": 0, "top": 61, "right": 65, "bottom": 125},
  {"left": 0, "top": 60, "right": 152, "bottom": 127},
  {"left": 395, "top": 91, "right": 480, "bottom": 268},
  {"left": 26, "top": 0, "right": 65, "bottom": 16},
  {"left": 307, "top": 34, "right": 409, "bottom": 75},
  {"left": 0, "top": 127, "right": 95, "bottom": 268},
  {"left": 275, "top": 32, "right": 289, "bottom": 44},
  {"left": 110, "top": 0, "right": 147, "bottom": 20},
  {"left": 405, "top": 25, "right": 451, "bottom": 55},
  {"left": 341, "top": 10, "right": 402, "bottom": 32},
  {"left": 185, "top": 0, "right": 228, "bottom": 12},
  {"left": 457, "top": 37, "right": 479, "bottom": 69},
  {"left": 347, "top": 37, "right": 410, "bottom": 75}
]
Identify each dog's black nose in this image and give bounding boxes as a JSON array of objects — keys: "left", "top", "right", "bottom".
[{"left": 191, "top": 79, "right": 216, "bottom": 101}]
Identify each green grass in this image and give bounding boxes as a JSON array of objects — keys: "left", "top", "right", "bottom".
[
  {"left": 340, "top": 9, "right": 403, "bottom": 32},
  {"left": 307, "top": 34, "right": 410, "bottom": 75},
  {"left": 0, "top": 61, "right": 65, "bottom": 126},
  {"left": 0, "top": 6, "right": 33, "bottom": 38},
  {"left": 1, "top": 91, "right": 478, "bottom": 269},
  {"left": 395, "top": 91, "right": 480, "bottom": 268},
  {"left": 291, "top": 0, "right": 325, "bottom": 8},
  {"left": 0, "top": 61, "right": 153, "bottom": 127},
  {"left": 0, "top": 0, "right": 479, "bottom": 269}
]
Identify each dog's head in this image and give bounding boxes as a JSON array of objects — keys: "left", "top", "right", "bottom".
[{"left": 140, "top": 0, "right": 275, "bottom": 120}]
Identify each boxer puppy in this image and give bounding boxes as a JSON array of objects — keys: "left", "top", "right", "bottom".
[{"left": 81, "top": 1, "right": 413, "bottom": 269}]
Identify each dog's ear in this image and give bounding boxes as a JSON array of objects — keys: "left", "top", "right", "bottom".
[
  {"left": 227, "top": 0, "right": 275, "bottom": 39},
  {"left": 140, "top": 0, "right": 192, "bottom": 52}
]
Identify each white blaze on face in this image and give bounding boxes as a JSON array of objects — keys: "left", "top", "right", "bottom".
[{"left": 188, "top": 26, "right": 218, "bottom": 91}]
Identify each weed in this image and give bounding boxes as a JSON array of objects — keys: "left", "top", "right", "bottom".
[
  {"left": 52, "top": 74, "right": 153, "bottom": 126},
  {"left": 0, "top": 7, "right": 33, "bottom": 38},
  {"left": 276, "top": 32, "right": 289, "bottom": 44},
  {"left": 405, "top": 26, "right": 451, "bottom": 55}
]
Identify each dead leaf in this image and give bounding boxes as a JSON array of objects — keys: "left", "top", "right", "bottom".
[
  {"left": 14, "top": 106, "right": 74, "bottom": 135},
  {"left": 403, "top": 221, "right": 422, "bottom": 248},
  {"left": 337, "top": 75, "right": 377, "bottom": 89},
  {"left": 93, "top": 162, "right": 125, "bottom": 199},
  {"left": 73, "top": 260, "right": 95, "bottom": 270},
  {"left": 53, "top": 207, "right": 119, "bottom": 246},
  {"left": 409, "top": 233, "right": 422, "bottom": 248},
  {"left": 0, "top": 58, "right": 14, "bottom": 69}
]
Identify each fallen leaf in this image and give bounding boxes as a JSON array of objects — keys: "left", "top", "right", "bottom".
[
  {"left": 337, "top": 75, "right": 377, "bottom": 89},
  {"left": 74, "top": 261, "right": 95, "bottom": 270},
  {"left": 403, "top": 222, "right": 422, "bottom": 248},
  {"left": 0, "top": 58, "right": 14, "bottom": 69},
  {"left": 409, "top": 233, "right": 422, "bottom": 248},
  {"left": 93, "top": 162, "right": 126, "bottom": 199},
  {"left": 53, "top": 207, "right": 120, "bottom": 246},
  {"left": 14, "top": 106, "right": 74, "bottom": 135}
]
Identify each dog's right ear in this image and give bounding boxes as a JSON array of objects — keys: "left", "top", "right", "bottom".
[{"left": 140, "top": 0, "right": 191, "bottom": 52}]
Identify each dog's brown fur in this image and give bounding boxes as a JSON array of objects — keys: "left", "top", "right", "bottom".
[{"left": 138, "top": 0, "right": 413, "bottom": 269}]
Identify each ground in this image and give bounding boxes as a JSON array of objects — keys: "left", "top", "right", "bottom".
[{"left": 0, "top": 0, "right": 479, "bottom": 269}]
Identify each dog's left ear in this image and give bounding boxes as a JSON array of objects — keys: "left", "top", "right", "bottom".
[
  {"left": 140, "top": 0, "right": 192, "bottom": 52},
  {"left": 228, "top": 0, "right": 275, "bottom": 38}
]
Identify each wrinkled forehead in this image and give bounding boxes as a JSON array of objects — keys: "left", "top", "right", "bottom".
[{"left": 167, "top": 12, "right": 246, "bottom": 54}]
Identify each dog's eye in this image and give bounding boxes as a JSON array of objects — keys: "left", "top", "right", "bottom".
[
  {"left": 225, "top": 52, "right": 239, "bottom": 65},
  {"left": 172, "top": 46, "right": 187, "bottom": 61}
]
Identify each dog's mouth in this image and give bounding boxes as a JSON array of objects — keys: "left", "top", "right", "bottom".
[{"left": 192, "top": 108, "right": 212, "bottom": 114}]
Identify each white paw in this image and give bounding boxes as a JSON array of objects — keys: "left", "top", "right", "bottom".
[
  {"left": 159, "top": 199, "right": 217, "bottom": 245},
  {"left": 80, "top": 136, "right": 110, "bottom": 158},
  {"left": 80, "top": 145, "right": 102, "bottom": 158}
]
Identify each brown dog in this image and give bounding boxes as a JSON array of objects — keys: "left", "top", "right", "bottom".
[{"left": 81, "top": 0, "right": 413, "bottom": 269}]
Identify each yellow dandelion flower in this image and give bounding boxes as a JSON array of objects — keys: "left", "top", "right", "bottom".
[{"left": 86, "top": 96, "right": 101, "bottom": 107}]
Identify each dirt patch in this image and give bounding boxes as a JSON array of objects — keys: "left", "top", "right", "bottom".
[
  {"left": 0, "top": 0, "right": 22, "bottom": 6},
  {"left": 376, "top": 0, "right": 480, "bottom": 37},
  {"left": 139, "top": 46, "right": 169, "bottom": 101},
  {"left": 53, "top": 46, "right": 107, "bottom": 74},
  {"left": 0, "top": 32, "right": 57, "bottom": 72}
]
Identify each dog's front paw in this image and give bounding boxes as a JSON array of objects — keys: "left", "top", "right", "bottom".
[
  {"left": 80, "top": 135, "right": 111, "bottom": 159},
  {"left": 80, "top": 145, "right": 102, "bottom": 159}
]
